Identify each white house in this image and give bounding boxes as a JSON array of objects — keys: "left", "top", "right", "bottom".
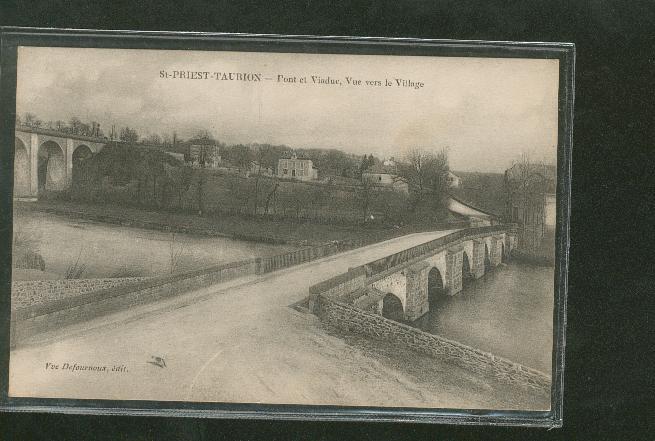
[{"left": 277, "top": 152, "right": 318, "bottom": 181}]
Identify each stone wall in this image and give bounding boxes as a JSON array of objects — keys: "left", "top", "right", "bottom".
[
  {"left": 472, "top": 239, "right": 485, "bottom": 278},
  {"left": 10, "top": 259, "right": 257, "bottom": 347},
  {"left": 404, "top": 262, "right": 430, "bottom": 320},
  {"left": 12, "top": 278, "right": 148, "bottom": 309},
  {"left": 316, "top": 295, "right": 550, "bottom": 393},
  {"left": 445, "top": 247, "right": 464, "bottom": 295},
  {"left": 308, "top": 267, "right": 367, "bottom": 312}
]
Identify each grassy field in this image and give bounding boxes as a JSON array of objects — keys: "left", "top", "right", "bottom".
[{"left": 14, "top": 199, "right": 463, "bottom": 247}]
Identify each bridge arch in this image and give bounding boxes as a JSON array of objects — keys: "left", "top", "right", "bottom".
[
  {"left": 381, "top": 293, "right": 404, "bottom": 321},
  {"left": 72, "top": 144, "right": 93, "bottom": 184},
  {"left": 14, "top": 137, "right": 30, "bottom": 196},
  {"left": 427, "top": 267, "right": 446, "bottom": 306},
  {"left": 38, "top": 140, "right": 66, "bottom": 192}
]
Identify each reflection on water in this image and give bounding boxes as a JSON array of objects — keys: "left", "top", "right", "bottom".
[{"left": 413, "top": 261, "right": 554, "bottom": 374}]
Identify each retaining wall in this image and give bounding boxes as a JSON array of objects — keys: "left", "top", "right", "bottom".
[
  {"left": 316, "top": 295, "right": 550, "bottom": 392},
  {"left": 10, "top": 259, "right": 257, "bottom": 347},
  {"left": 12, "top": 278, "right": 148, "bottom": 309}
]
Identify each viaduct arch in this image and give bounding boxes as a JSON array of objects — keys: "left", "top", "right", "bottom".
[{"left": 13, "top": 127, "right": 106, "bottom": 198}]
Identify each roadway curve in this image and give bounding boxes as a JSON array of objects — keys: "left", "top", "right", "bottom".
[{"left": 9, "top": 230, "right": 549, "bottom": 410}]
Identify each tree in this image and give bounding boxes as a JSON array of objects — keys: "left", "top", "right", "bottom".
[
  {"left": 264, "top": 178, "right": 280, "bottom": 214},
  {"left": 163, "top": 163, "right": 193, "bottom": 208},
  {"left": 119, "top": 127, "right": 140, "bottom": 143},
  {"left": 398, "top": 147, "right": 450, "bottom": 211},
  {"left": 357, "top": 153, "right": 377, "bottom": 177},
  {"left": 356, "top": 178, "right": 378, "bottom": 222},
  {"left": 90, "top": 122, "right": 103, "bottom": 137},
  {"left": 144, "top": 133, "right": 163, "bottom": 145},
  {"left": 79, "top": 122, "right": 91, "bottom": 137},
  {"left": 322, "top": 149, "right": 355, "bottom": 176},
  {"left": 69, "top": 117, "right": 83, "bottom": 134},
  {"left": 225, "top": 144, "right": 253, "bottom": 170},
  {"left": 23, "top": 113, "right": 37, "bottom": 127}
]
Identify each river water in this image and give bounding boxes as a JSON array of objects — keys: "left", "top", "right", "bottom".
[
  {"left": 413, "top": 261, "right": 555, "bottom": 374},
  {"left": 13, "top": 211, "right": 296, "bottom": 280}
]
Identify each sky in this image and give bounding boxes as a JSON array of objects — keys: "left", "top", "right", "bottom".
[{"left": 16, "top": 46, "right": 559, "bottom": 173}]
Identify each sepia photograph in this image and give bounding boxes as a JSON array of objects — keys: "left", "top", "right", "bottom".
[{"left": 5, "top": 41, "right": 568, "bottom": 419}]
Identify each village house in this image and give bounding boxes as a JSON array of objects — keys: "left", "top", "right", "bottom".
[
  {"left": 277, "top": 152, "right": 318, "bottom": 181},
  {"left": 361, "top": 164, "right": 409, "bottom": 194}
]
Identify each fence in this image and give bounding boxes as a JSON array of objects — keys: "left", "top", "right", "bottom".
[{"left": 256, "top": 243, "right": 340, "bottom": 273}]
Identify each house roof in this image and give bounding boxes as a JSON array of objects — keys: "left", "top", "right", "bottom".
[{"left": 279, "top": 151, "right": 312, "bottom": 160}]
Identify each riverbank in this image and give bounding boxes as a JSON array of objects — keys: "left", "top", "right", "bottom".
[{"left": 14, "top": 200, "right": 466, "bottom": 247}]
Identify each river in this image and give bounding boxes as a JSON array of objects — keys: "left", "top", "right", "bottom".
[
  {"left": 13, "top": 211, "right": 296, "bottom": 280},
  {"left": 413, "top": 261, "right": 554, "bottom": 374}
]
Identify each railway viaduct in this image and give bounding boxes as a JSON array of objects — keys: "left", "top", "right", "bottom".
[{"left": 13, "top": 125, "right": 107, "bottom": 198}]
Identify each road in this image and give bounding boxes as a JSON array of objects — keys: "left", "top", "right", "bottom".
[{"left": 9, "top": 230, "right": 549, "bottom": 410}]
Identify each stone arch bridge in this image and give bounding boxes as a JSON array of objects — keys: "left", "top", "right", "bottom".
[
  {"left": 309, "top": 225, "right": 517, "bottom": 322},
  {"left": 13, "top": 126, "right": 108, "bottom": 198}
]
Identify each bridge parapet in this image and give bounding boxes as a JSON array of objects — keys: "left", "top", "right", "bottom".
[
  {"left": 309, "top": 225, "right": 517, "bottom": 318},
  {"left": 360, "top": 225, "right": 512, "bottom": 278}
]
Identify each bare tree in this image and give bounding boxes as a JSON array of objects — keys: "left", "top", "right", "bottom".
[
  {"left": 144, "top": 133, "right": 163, "bottom": 145},
  {"left": 119, "top": 126, "right": 140, "bottom": 143},
  {"left": 356, "top": 177, "right": 379, "bottom": 222},
  {"left": 506, "top": 152, "right": 551, "bottom": 250},
  {"left": 69, "top": 117, "right": 83, "bottom": 134},
  {"left": 23, "top": 113, "right": 37, "bottom": 127},
  {"left": 264, "top": 178, "right": 280, "bottom": 215},
  {"left": 398, "top": 147, "right": 450, "bottom": 210}
]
